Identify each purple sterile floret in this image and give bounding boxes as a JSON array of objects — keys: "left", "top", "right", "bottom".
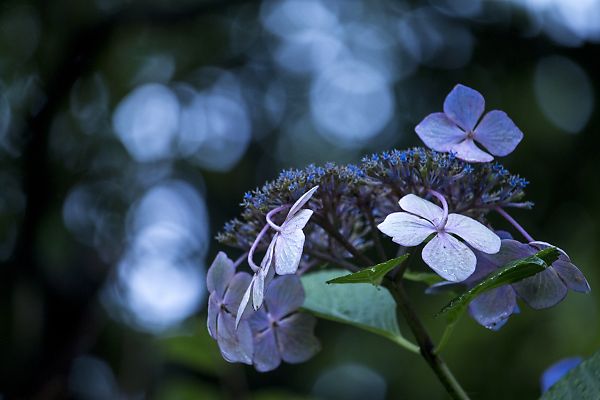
[
  {"left": 466, "top": 239, "right": 590, "bottom": 329},
  {"left": 415, "top": 84, "right": 523, "bottom": 163},
  {"left": 206, "top": 252, "right": 254, "bottom": 364},
  {"left": 248, "top": 275, "right": 320, "bottom": 372}
]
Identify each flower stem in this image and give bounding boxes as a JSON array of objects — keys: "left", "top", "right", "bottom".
[
  {"left": 494, "top": 207, "right": 535, "bottom": 242},
  {"left": 247, "top": 225, "right": 269, "bottom": 272},
  {"left": 266, "top": 205, "right": 288, "bottom": 232},
  {"left": 316, "top": 217, "right": 469, "bottom": 399},
  {"left": 383, "top": 277, "right": 470, "bottom": 400}
]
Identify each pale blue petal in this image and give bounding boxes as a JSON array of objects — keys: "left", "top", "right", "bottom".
[
  {"left": 253, "top": 328, "right": 282, "bottom": 372},
  {"left": 445, "top": 213, "right": 501, "bottom": 254},
  {"left": 206, "top": 252, "right": 235, "bottom": 298},
  {"left": 415, "top": 112, "right": 467, "bottom": 152},
  {"left": 422, "top": 232, "right": 476, "bottom": 282},
  {"left": 277, "top": 313, "right": 320, "bottom": 363},
  {"left": 377, "top": 212, "right": 435, "bottom": 247},
  {"left": 512, "top": 268, "right": 568, "bottom": 309},
  {"left": 468, "top": 285, "right": 517, "bottom": 330},
  {"left": 443, "top": 84, "right": 485, "bottom": 132},
  {"left": 265, "top": 275, "right": 305, "bottom": 320},
  {"left": 216, "top": 312, "right": 253, "bottom": 365},
  {"left": 474, "top": 110, "right": 523, "bottom": 156}
]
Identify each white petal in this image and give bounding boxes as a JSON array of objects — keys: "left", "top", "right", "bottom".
[
  {"left": 422, "top": 232, "right": 476, "bottom": 282},
  {"left": 274, "top": 229, "right": 305, "bottom": 275},
  {"left": 399, "top": 194, "right": 445, "bottom": 225},
  {"left": 287, "top": 185, "right": 319, "bottom": 219},
  {"left": 445, "top": 213, "right": 501, "bottom": 254},
  {"left": 282, "top": 209, "right": 313, "bottom": 234},
  {"left": 235, "top": 279, "right": 253, "bottom": 328},
  {"left": 377, "top": 212, "right": 435, "bottom": 246}
]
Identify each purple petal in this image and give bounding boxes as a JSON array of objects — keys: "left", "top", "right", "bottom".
[
  {"left": 265, "top": 275, "right": 305, "bottom": 320},
  {"left": 512, "top": 268, "right": 568, "bottom": 309},
  {"left": 443, "top": 84, "right": 485, "bottom": 132},
  {"left": 474, "top": 110, "right": 523, "bottom": 156},
  {"left": 207, "top": 293, "right": 219, "bottom": 339},
  {"left": 377, "top": 212, "right": 435, "bottom": 247},
  {"left": 399, "top": 194, "right": 445, "bottom": 225},
  {"left": 252, "top": 328, "right": 282, "bottom": 372},
  {"left": 224, "top": 272, "right": 252, "bottom": 311},
  {"left": 488, "top": 239, "right": 536, "bottom": 266},
  {"left": 287, "top": 185, "right": 319, "bottom": 218},
  {"left": 216, "top": 312, "right": 253, "bottom": 365},
  {"left": 422, "top": 232, "right": 476, "bottom": 282},
  {"left": 468, "top": 285, "right": 517, "bottom": 330},
  {"left": 445, "top": 213, "right": 501, "bottom": 254},
  {"left": 449, "top": 139, "right": 493, "bottom": 163},
  {"left": 274, "top": 229, "right": 305, "bottom": 275},
  {"left": 464, "top": 251, "right": 500, "bottom": 286},
  {"left": 541, "top": 357, "right": 582, "bottom": 393},
  {"left": 277, "top": 313, "right": 320, "bottom": 363},
  {"left": 206, "top": 252, "right": 235, "bottom": 298},
  {"left": 282, "top": 209, "right": 313, "bottom": 233},
  {"left": 248, "top": 307, "right": 270, "bottom": 332},
  {"left": 552, "top": 260, "right": 590, "bottom": 293},
  {"left": 415, "top": 112, "right": 467, "bottom": 152}
]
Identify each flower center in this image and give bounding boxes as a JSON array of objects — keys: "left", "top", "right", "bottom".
[{"left": 466, "top": 130, "right": 475, "bottom": 139}]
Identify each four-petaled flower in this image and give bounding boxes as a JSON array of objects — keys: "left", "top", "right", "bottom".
[
  {"left": 237, "top": 186, "right": 318, "bottom": 325},
  {"left": 378, "top": 193, "right": 501, "bottom": 282},
  {"left": 248, "top": 275, "right": 320, "bottom": 372},
  {"left": 416, "top": 84, "right": 523, "bottom": 163},
  {"left": 439, "top": 236, "right": 591, "bottom": 330},
  {"left": 206, "top": 252, "right": 254, "bottom": 364}
]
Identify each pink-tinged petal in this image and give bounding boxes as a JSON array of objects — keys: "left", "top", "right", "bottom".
[
  {"left": 287, "top": 185, "right": 319, "bottom": 219},
  {"left": 512, "top": 268, "right": 567, "bottom": 309},
  {"left": 253, "top": 328, "right": 282, "bottom": 372},
  {"left": 274, "top": 229, "right": 305, "bottom": 275},
  {"left": 265, "top": 275, "right": 305, "bottom": 320},
  {"left": 216, "top": 312, "right": 253, "bottom": 365},
  {"left": 277, "top": 313, "right": 321, "bottom": 363},
  {"left": 552, "top": 260, "right": 590, "bottom": 293},
  {"left": 377, "top": 212, "right": 435, "bottom": 246},
  {"left": 206, "top": 252, "right": 235, "bottom": 298},
  {"left": 224, "top": 272, "right": 252, "bottom": 311},
  {"left": 449, "top": 139, "right": 493, "bottom": 163},
  {"left": 443, "top": 84, "right": 485, "bottom": 132},
  {"left": 415, "top": 112, "right": 467, "bottom": 152},
  {"left": 468, "top": 285, "right": 517, "bottom": 330},
  {"left": 422, "top": 232, "right": 476, "bottom": 282},
  {"left": 474, "top": 110, "right": 523, "bottom": 156},
  {"left": 399, "top": 194, "right": 445, "bottom": 224},
  {"left": 207, "top": 293, "right": 219, "bottom": 339},
  {"left": 445, "top": 213, "right": 501, "bottom": 254},
  {"left": 282, "top": 209, "right": 313, "bottom": 233},
  {"left": 235, "top": 278, "right": 253, "bottom": 328}
]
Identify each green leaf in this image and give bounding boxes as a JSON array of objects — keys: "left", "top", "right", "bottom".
[
  {"left": 301, "top": 269, "right": 419, "bottom": 353},
  {"left": 434, "top": 247, "right": 560, "bottom": 353},
  {"left": 541, "top": 351, "right": 600, "bottom": 399},
  {"left": 326, "top": 255, "right": 409, "bottom": 285},
  {"left": 439, "top": 247, "right": 560, "bottom": 322}
]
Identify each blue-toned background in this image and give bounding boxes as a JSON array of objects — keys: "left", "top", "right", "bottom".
[{"left": 0, "top": 0, "right": 598, "bottom": 398}]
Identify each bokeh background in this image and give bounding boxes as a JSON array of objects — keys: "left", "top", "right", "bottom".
[{"left": 1, "top": 0, "right": 599, "bottom": 398}]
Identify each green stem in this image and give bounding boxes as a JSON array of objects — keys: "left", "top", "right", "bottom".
[{"left": 383, "top": 278, "right": 470, "bottom": 400}]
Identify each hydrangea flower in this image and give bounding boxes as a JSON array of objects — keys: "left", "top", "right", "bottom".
[
  {"left": 378, "top": 192, "right": 501, "bottom": 282},
  {"left": 237, "top": 186, "right": 318, "bottom": 325},
  {"left": 415, "top": 84, "right": 523, "bottom": 163},
  {"left": 206, "top": 252, "right": 253, "bottom": 364},
  {"left": 439, "top": 237, "right": 590, "bottom": 330},
  {"left": 248, "top": 275, "right": 320, "bottom": 372}
]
